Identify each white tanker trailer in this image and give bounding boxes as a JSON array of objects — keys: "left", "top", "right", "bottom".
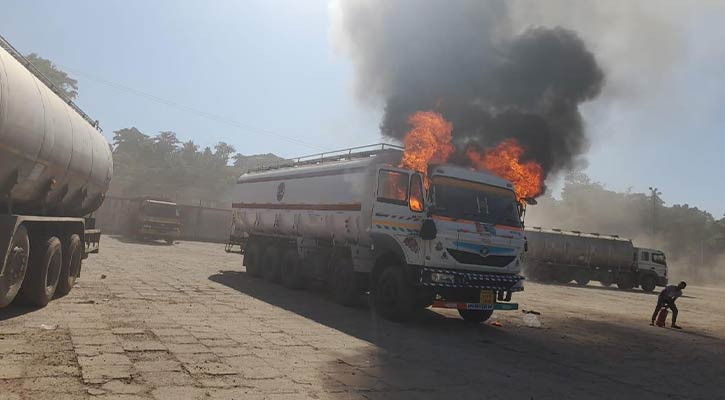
[
  {"left": 232, "top": 144, "right": 526, "bottom": 322},
  {"left": 0, "top": 36, "right": 112, "bottom": 307}
]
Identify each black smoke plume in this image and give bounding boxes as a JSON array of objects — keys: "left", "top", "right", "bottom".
[{"left": 334, "top": 0, "right": 604, "bottom": 182}]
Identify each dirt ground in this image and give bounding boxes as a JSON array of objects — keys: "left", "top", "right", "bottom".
[{"left": 1, "top": 236, "right": 723, "bottom": 400}]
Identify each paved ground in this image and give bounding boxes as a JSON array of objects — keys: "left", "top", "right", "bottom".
[{"left": 1, "top": 236, "right": 724, "bottom": 400}]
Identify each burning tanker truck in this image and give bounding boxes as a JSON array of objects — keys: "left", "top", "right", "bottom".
[
  {"left": 231, "top": 143, "right": 530, "bottom": 322},
  {"left": 0, "top": 37, "right": 112, "bottom": 308}
]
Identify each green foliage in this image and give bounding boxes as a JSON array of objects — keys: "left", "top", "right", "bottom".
[
  {"left": 25, "top": 53, "right": 78, "bottom": 100},
  {"left": 110, "top": 128, "right": 282, "bottom": 208}
]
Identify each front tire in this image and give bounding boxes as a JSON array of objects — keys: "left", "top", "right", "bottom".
[
  {"left": 0, "top": 225, "right": 30, "bottom": 308},
  {"left": 640, "top": 275, "right": 657, "bottom": 292},
  {"left": 458, "top": 309, "right": 494, "bottom": 323},
  {"left": 17, "top": 236, "right": 62, "bottom": 307},
  {"left": 56, "top": 234, "right": 82, "bottom": 297},
  {"left": 372, "top": 266, "right": 415, "bottom": 321}
]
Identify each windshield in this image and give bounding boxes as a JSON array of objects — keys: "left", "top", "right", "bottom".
[
  {"left": 144, "top": 202, "right": 179, "bottom": 219},
  {"left": 431, "top": 176, "right": 521, "bottom": 228},
  {"left": 652, "top": 253, "right": 666, "bottom": 265}
]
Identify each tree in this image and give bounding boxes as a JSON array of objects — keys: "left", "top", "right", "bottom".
[
  {"left": 213, "top": 142, "right": 236, "bottom": 166},
  {"left": 25, "top": 53, "right": 78, "bottom": 100}
]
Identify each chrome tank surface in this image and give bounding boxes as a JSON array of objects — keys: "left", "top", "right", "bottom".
[{"left": 0, "top": 46, "right": 112, "bottom": 216}]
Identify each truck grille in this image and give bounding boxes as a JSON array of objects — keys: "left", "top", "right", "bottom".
[
  {"left": 417, "top": 267, "right": 524, "bottom": 291},
  {"left": 446, "top": 249, "right": 516, "bottom": 267}
]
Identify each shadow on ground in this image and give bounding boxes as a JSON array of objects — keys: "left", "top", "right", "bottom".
[{"left": 209, "top": 269, "right": 724, "bottom": 399}]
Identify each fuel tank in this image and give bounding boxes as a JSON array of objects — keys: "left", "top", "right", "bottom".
[{"left": 0, "top": 44, "right": 112, "bottom": 216}]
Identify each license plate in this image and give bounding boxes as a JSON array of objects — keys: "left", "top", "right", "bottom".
[{"left": 479, "top": 290, "right": 494, "bottom": 305}]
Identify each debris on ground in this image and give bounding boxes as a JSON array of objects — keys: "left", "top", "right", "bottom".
[
  {"left": 522, "top": 309, "right": 541, "bottom": 315},
  {"left": 491, "top": 321, "right": 503, "bottom": 327},
  {"left": 100, "top": 274, "right": 107, "bottom": 279},
  {"left": 39, "top": 324, "right": 57, "bottom": 330},
  {"left": 523, "top": 313, "right": 542, "bottom": 328}
]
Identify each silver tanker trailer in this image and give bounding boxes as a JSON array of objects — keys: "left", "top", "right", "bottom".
[
  {"left": 0, "top": 36, "right": 112, "bottom": 307},
  {"left": 523, "top": 227, "right": 668, "bottom": 292}
]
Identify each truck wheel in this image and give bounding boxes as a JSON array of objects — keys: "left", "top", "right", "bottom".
[
  {"left": 262, "top": 246, "right": 282, "bottom": 283},
  {"left": 0, "top": 225, "right": 30, "bottom": 308},
  {"left": 372, "top": 266, "right": 415, "bottom": 321},
  {"left": 599, "top": 276, "right": 613, "bottom": 287},
  {"left": 281, "top": 249, "right": 305, "bottom": 289},
  {"left": 574, "top": 271, "right": 590, "bottom": 286},
  {"left": 331, "top": 258, "right": 360, "bottom": 307},
  {"left": 553, "top": 270, "right": 573, "bottom": 284},
  {"left": 640, "top": 275, "right": 656, "bottom": 292},
  {"left": 56, "top": 234, "right": 82, "bottom": 297},
  {"left": 17, "top": 236, "right": 62, "bottom": 307},
  {"left": 244, "top": 242, "right": 262, "bottom": 278},
  {"left": 458, "top": 309, "right": 494, "bottom": 323},
  {"left": 616, "top": 276, "right": 635, "bottom": 290}
]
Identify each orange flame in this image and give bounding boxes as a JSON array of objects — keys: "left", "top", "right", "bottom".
[
  {"left": 466, "top": 139, "right": 544, "bottom": 200},
  {"left": 399, "top": 111, "right": 454, "bottom": 185}
]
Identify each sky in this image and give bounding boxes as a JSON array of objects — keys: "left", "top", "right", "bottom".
[{"left": 2, "top": 0, "right": 724, "bottom": 217}]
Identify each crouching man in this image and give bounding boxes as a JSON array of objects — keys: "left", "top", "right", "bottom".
[{"left": 651, "top": 281, "right": 687, "bottom": 329}]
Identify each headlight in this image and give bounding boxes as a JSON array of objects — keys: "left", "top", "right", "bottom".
[{"left": 430, "top": 272, "right": 456, "bottom": 284}]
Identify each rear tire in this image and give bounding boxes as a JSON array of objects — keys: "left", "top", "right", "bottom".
[
  {"left": 0, "top": 225, "right": 30, "bottom": 308},
  {"left": 17, "top": 236, "right": 62, "bottom": 307},
  {"left": 640, "top": 275, "right": 657, "bottom": 292},
  {"left": 616, "top": 275, "right": 635, "bottom": 290},
  {"left": 262, "top": 245, "right": 282, "bottom": 283},
  {"left": 458, "top": 309, "right": 494, "bottom": 323},
  {"left": 574, "top": 271, "right": 590, "bottom": 286},
  {"left": 331, "top": 257, "right": 360, "bottom": 307},
  {"left": 281, "top": 248, "right": 305, "bottom": 289},
  {"left": 244, "top": 241, "right": 262, "bottom": 278},
  {"left": 372, "top": 266, "right": 415, "bottom": 321},
  {"left": 56, "top": 234, "right": 82, "bottom": 297}
]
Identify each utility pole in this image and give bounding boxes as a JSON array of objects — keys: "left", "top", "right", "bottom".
[{"left": 648, "top": 187, "right": 661, "bottom": 241}]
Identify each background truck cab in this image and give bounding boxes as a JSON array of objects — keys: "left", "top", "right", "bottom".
[{"left": 127, "top": 197, "right": 180, "bottom": 244}]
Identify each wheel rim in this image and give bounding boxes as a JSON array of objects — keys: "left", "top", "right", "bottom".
[
  {"left": 46, "top": 250, "right": 62, "bottom": 291},
  {"left": 5, "top": 245, "right": 28, "bottom": 290}
]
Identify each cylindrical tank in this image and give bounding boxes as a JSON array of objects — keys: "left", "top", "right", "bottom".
[
  {"left": 524, "top": 227, "right": 635, "bottom": 271},
  {"left": 232, "top": 151, "right": 401, "bottom": 245},
  {"left": 0, "top": 45, "right": 113, "bottom": 216}
]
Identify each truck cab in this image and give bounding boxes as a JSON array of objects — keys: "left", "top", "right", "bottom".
[
  {"left": 128, "top": 198, "right": 181, "bottom": 244},
  {"left": 370, "top": 162, "right": 526, "bottom": 321},
  {"left": 634, "top": 247, "right": 668, "bottom": 291}
]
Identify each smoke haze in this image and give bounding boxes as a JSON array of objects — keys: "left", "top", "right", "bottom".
[{"left": 331, "top": 0, "right": 604, "bottom": 182}]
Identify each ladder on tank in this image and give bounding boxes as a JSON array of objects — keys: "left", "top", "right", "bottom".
[{"left": 246, "top": 143, "right": 404, "bottom": 174}]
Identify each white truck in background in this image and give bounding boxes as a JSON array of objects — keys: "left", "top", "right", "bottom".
[
  {"left": 231, "top": 144, "right": 526, "bottom": 322},
  {"left": 523, "top": 227, "right": 668, "bottom": 292}
]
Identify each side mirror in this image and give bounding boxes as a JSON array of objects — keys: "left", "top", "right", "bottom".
[{"left": 420, "top": 219, "right": 437, "bottom": 240}]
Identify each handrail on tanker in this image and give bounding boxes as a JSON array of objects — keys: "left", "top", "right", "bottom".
[
  {"left": 0, "top": 34, "right": 101, "bottom": 132},
  {"left": 244, "top": 143, "right": 404, "bottom": 174}
]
